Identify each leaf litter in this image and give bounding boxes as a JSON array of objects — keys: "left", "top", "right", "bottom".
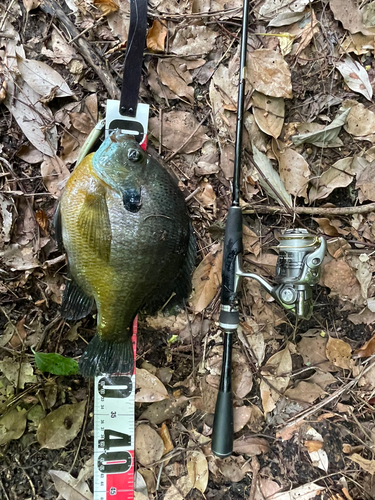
[{"left": 2, "top": 0, "right": 375, "bottom": 498}]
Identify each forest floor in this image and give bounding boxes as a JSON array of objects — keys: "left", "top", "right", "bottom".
[{"left": 1, "top": 0, "right": 375, "bottom": 499}]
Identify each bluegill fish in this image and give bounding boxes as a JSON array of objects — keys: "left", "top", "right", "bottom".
[{"left": 55, "top": 131, "right": 195, "bottom": 376}]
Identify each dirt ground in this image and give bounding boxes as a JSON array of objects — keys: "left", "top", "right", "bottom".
[{"left": 2, "top": 0, "right": 375, "bottom": 499}]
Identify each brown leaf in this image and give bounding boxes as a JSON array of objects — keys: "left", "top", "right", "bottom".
[
  {"left": 326, "top": 336, "right": 352, "bottom": 370},
  {"left": 190, "top": 244, "right": 222, "bottom": 313},
  {"left": 23, "top": 0, "right": 40, "bottom": 12},
  {"left": 186, "top": 450, "right": 209, "bottom": 494},
  {"left": 323, "top": 259, "right": 362, "bottom": 303},
  {"left": 41, "top": 155, "right": 70, "bottom": 198},
  {"left": 247, "top": 49, "right": 292, "bottom": 98},
  {"left": 330, "top": 0, "right": 369, "bottom": 35},
  {"left": 260, "top": 346, "right": 292, "bottom": 413},
  {"left": 232, "top": 435, "right": 270, "bottom": 455},
  {"left": 159, "top": 423, "right": 174, "bottom": 455},
  {"left": 348, "top": 453, "right": 375, "bottom": 474},
  {"left": 233, "top": 406, "right": 251, "bottom": 433},
  {"left": 219, "top": 456, "right": 251, "bottom": 482},
  {"left": 285, "top": 381, "right": 326, "bottom": 404},
  {"left": 196, "top": 182, "right": 216, "bottom": 207},
  {"left": 135, "top": 368, "right": 169, "bottom": 403},
  {"left": 252, "top": 91, "right": 285, "bottom": 139},
  {"left": 135, "top": 424, "right": 164, "bottom": 466},
  {"left": 147, "top": 20, "right": 167, "bottom": 52},
  {"left": 304, "top": 440, "right": 323, "bottom": 452},
  {"left": 232, "top": 364, "right": 253, "bottom": 399},
  {"left": 273, "top": 140, "right": 310, "bottom": 200},
  {"left": 297, "top": 331, "right": 335, "bottom": 372},
  {"left": 37, "top": 401, "right": 86, "bottom": 449},
  {"left": 93, "top": 0, "right": 119, "bottom": 16},
  {"left": 354, "top": 334, "right": 375, "bottom": 358},
  {"left": 0, "top": 408, "right": 27, "bottom": 446},
  {"left": 48, "top": 470, "right": 92, "bottom": 500}
]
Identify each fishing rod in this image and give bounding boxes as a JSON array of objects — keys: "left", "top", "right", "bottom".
[{"left": 211, "top": 1, "right": 326, "bottom": 458}]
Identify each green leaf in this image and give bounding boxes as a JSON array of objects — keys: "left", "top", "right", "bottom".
[{"left": 34, "top": 351, "right": 79, "bottom": 376}]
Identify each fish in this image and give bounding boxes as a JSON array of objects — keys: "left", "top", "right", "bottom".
[{"left": 55, "top": 130, "right": 195, "bottom": 377}]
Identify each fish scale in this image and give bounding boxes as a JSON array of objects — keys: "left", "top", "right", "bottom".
[{"left": 57, "top": 131, "right": 194, "bottom": 377}]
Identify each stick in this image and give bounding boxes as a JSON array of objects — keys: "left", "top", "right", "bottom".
[
  {"left": 242, "top": 203, "right": 375, "bottom": 216},
  {"left": 39, "top": 0, "right": 120, "bottom": 99}
]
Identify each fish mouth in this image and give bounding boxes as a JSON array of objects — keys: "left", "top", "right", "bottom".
[{"left": 109, "top": 130, "right": 137, "bottom": 144}]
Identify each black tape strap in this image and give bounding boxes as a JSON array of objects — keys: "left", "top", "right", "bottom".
[{"left": 119, "top": 0, "right": 148, "bottom": 117}]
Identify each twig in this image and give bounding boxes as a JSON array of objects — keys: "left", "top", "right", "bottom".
[
  {"left": 242, "top": 203, "right": 375, "bottom": 216},
  {"left": 14, "top": 457, "right": 36, "bottom": 499},
  {"left": 248, "top": 456, "right": 260, "bottom": 500},
  {"left": 39, "top": 0, "right": 120, "bottom": 99},
  {"left": 69, "top": 381, "right": 91, "bottom": 474}
]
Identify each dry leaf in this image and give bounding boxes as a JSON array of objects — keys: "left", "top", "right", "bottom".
[
  {"left": 323, "top": 259, "right": 362, "bottom": 303},
  {"left": 247, "top": 49, "right": 292, "bottom": 98},
  {"left": 270, "top": 482, "right": 325, "bottom": 499},
  {"left": 292, "top": 108, "right": 350, "bottom": 147},
  {"left": 135, "top": 424, "right": 164, "bottom": 466},
  {"left": 147, "top": 20, "right": 167, "bottom": 52},
  {"left": 258, "top": 0, "right": 311, "bottom": 24},
  {"left": 297, "top": 331, "right": 335, "bottom": 372},
  {"left": 304, "top": 427, "right": 328, "bottom": 472},
  {"left": 149, "top": 110, "right": 208, "bottom": 153},
  {"left": 93, "top": 0, "right": 119, "bottom": 16},
  {"left": 159, "top": 423, "right": 174, "bottom": 455},
  {"left": 196, "top": 182, "right": 216, "bottom": 207},
  {"left": 135, "top": 368, "right": 169, "bottom": 403},
  {"left": 23, "top": 0, "right": 40, "bottom": 12},
  {"left": 18, "top": 57, "right": 74, "bottom": 99},
  {"left": 354, "top": 334, "right": 375, "bottom": 358},
  {"left": 232, "top": 364, "right": 253, "bottom": 399},
  {"left": 252, "top": 145, "right": 292, "bottom": 207},
  {"left": 5, "top": 81, "right": 58, "bottom": 156},
  {"left": 336, "top": 56, "right": 373, "bottom": 101},
  {"left": 232, "top": 435, "right": 270, "bottom": 455},
  {"left": 233, "top": 406, "right": 252, "bottom": 432},
  {"left": 186, "top": 450, "right": 209, "bottom": 494},
  {"left": 48, "top": 470, "right": 92, "bottom": 500},
  {"left": 0, "top": 194, "right": 14, "bottom": 249},
  {"left": 273, "top": 141, "right": 310, "bottom": 200},
  {"left": 260, "top": 346, "right": 292, "bottom": 414},
  {"left": 219, "top": 456, "right": 252, "bottom": 482},
  {"left": 330, "top": 0, "right": 368, "bottom": 35},
  {"left": 190, "top": 244, "right": 222, "bottom": 313},
  {"left": 344, "top": 102, "right": 375, "bottom": 141},
  {"left": 0, "top": 408, "right": 27, "bottom": 446},
  {"left": 170, "top": 25, "right": 217, "bottom": 56},
  {"left": 285, "top": 381, "right": 326, "bottom": 404},
  {"left": 348, "top": 453, "right": 375, "bottom": 474},
  {"left": 0, "top": 243, "right": 40, "bottom": 271},
  {"left": 41, "top": 155, "right": 70, "bottom": 198},
  {"left": 157, "top": 58, "right": 195, "bottom": 103},
  {"left": 252, "top": 91, "right": 285, "bottom": 139},
  {"left": 37, "top": 401, "right": 86, "bottom": 449},
  {"left": 326, "top": 336, "right": 352, "bottom": 370}
]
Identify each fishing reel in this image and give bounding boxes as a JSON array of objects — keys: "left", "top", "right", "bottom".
[{"left": 239, "top": 228, "right": 326, "bottom": 320}]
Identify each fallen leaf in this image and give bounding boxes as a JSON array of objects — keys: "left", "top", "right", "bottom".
[
  {"left": 285, "top": 381, "right": 326, "bottom": 404},
  {"left": 348, "top": 453, "right": 375, "bottom": 474},
  {"left": 135, "top": 368, "right": 169, "bottom": 403},
  {"left": 252, "top": 145, "right": 292, "bottom": 207},
  {"left": 159, "top": 422, "right": 174, "bottom": 455},
  {"left": 354, "top": 334, "right": 375, "bottom": 358},
  {"left": 336, "top": 56, "right": 372, "bottom": 101},
  {"left": 330, "top": 0, "right": 368, "bottom": 35},
  {"left": 0, "top": 358, "right": 36, "bottom": 388},
  {"left": 196, "top": 182, "right": 216, "bottom": 207},
  {"left": 135, "top": 424, "right": 164, "bottom": 466},
  {"left": 273, "top": 141, "right": 310, "bottom": 200},
  {"left": 48, "top": 470, "right": 92, "bottom": 500},
  {"left": 309, "top": 156, "right": 366, "bottom": 202},
  {"left": 247, "top": 49, "right": 292, "bottom": 98},
  {"left": 233, "top": 406, "right": 252, "bottom": 432},
  {"left": 233, "top": 435, "right": 270, "bottom": 455},
  {"left": 260, "top": 346, "right": 292, "bottom": 414},
  {"left": 0, "top": 243, "right": 40, "bottom": 271},
  {"left": 270, "top": 482, "right": 325, "bottom": 499},
  {"left": 254, "top": 478, "right": 283, "bottom": 500},
  {"left": 23, "top": 0, "right": 40, "bottom": 12},
  {"left": 187, "top": 450, "right": 208, "bottom": 494},
  {"left": 190, "top": 244, "right": 222, "bottom": 313},
  {"left": 5, "top": 81, "right": 58, "bottom": 156},
  {"left": 297, "top": 331, "right": 335, "bottom": 372},
  {"left": 292, "top": 108, "right": 350, "bottom": 147},
  {"left": 257, "top": 0, "right": 311, "bottom": 24},
  {"left": 163, "top": 475, "right": 193, "bottom": 500},
  {"left": 147, "top": 20, "right": 167, "bottom": 52},
  {"left": 0, "top": 194, "right": 14, "bottom": 249},
  {"left": 37, "top": 401, "right": 86, "bottom": 449},
  {"left": 252, "top": 91, "right": 285, "bottom": 139},
  {"left": 41, "top": 28, "right": 79, "bottom": 65},
  {"left": 326, "top": 336, "right": 352, "bottom": 370},
  {"left": 344, "top": 102, "right": 375, "bottom": 141},
  {"left": 304, "top": 427, "right": 328, "bottom": 472},
  {"left": 356, "top": 161, "right": 375, "bottom": 202},
  {"left": 170, "top": 25, "right": 217, "bottom": 56},
  {"left": 149, "top": 110, "right": 208, "bottom": 153},
  {"left": 219, "top": 456, "right": 252, "bottom": 482},
  {"left": 157, "top": 58, "right": 195, "bottom": 103},
  {"left": 41, "top": 155, "right": 70, "bottom": 198},
  {"left": 323, "top": 259, "right": 362, "bottom": 303},
  {"left": 0, "top": 408, "right": 27, "bottom": 446},
  {"left": 93, "top": 0, "right": 119, "bottom": 16},
  {"left": 306, "top": 371, "right": 337, "bottom": 389},
  {"left": 18, "top": 57, "right": 74, "bottom": 99},
  {"left": 232, "top": 363, "right": 253, "bottom": 398}
]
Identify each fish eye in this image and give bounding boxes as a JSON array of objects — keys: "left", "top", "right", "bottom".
[{"left": 128, "top": 148, "right": 142, "bottom": 162}]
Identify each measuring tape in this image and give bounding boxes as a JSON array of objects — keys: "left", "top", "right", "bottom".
[{"left": 93, "top": 320, "right": 137, "bottom": 500}]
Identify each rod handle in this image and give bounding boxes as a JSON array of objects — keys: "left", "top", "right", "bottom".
[{"left": 211, "top": 389, "right": 233, "bottom": 458}]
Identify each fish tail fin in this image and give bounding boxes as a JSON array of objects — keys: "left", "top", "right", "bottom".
[{"left": 79, "top": 335, "right": 134, "bottom": 377}]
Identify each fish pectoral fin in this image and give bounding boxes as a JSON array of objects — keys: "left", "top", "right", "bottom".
[
  {"left": 61, "top": 275, "right": 95, "bottom": 320},
  {"left": 78, "top": 190, "right": 112, "bottom": 261},
  {"left": 121, "top": 187, "right": 142, "bottom": 213}
]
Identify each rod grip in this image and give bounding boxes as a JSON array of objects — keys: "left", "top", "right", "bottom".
[{"left": 211, "top": 389, "right": 233, "bottom": 458}]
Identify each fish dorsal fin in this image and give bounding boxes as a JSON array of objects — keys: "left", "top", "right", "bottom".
[{"left": 77, "top": 186, "right": 112, "bottom": 262}]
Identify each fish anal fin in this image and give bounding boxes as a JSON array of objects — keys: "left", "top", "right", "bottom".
[
  {"left": 61, "top": 276, "right": 94, "bottom": 320},
  {"left": 78, "top": 189, "right": 112, "bottom": 261}
]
